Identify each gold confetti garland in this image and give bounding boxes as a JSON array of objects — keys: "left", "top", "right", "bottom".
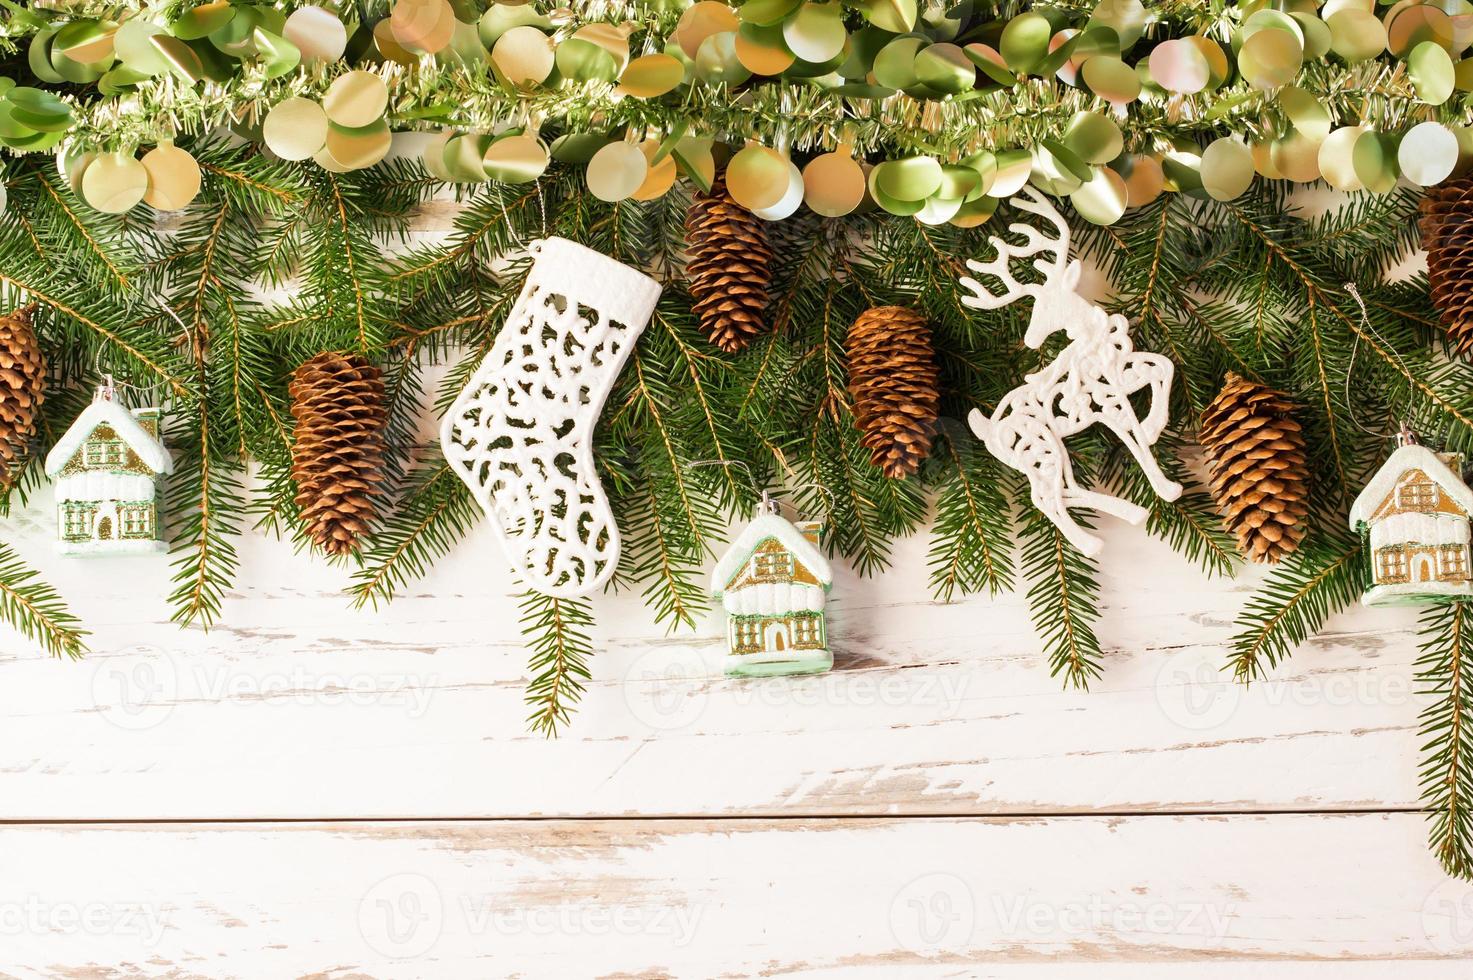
[{"left": 7, "top": 0, "right": 1473, "bottom": 223}]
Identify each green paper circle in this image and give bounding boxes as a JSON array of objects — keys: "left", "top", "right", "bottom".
[
  {"left": 875, "top": 156, "right": 943, "bottom": 202},
  {"left": 914, "top": 42, "right": 975, "bottom": 94},
  {"left": 1063, "top": 110, "right": 1123, "bottom": 164},
  {"left": 1410, "top": 39, "right": 1456, "bottom": 104},
  {"left": 1200, "top": 138, "right": 1255, "bottom": 200},
  {"left": 1000, "top": 12, "right": 1051, "bottom": 74}
]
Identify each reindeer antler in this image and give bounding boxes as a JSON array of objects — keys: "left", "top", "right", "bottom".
[{"left": 958, "top": 185, "right": 1071, "bottom": 311}]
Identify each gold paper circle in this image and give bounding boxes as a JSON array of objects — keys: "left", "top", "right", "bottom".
[
  {"left": 802, "top": 151, "right": 865, "bottom": 217},
  {"left": 675, "top": 2, "right": 739, "bottom": 60},
  {"left": 313, "top": 143, "right": 353, "bottom": 173},
  {"left": 392, "top": 0, "right": 455, "bottom": 54},
  {"left": 751, "top": 160, "right": 804, "bottom": 220},
  {"left": 323, "top": 70, "right": 389, "bottom": 128},
  {"left": 1318, "top": 126, "right": 1366, "bottom": 190},
  {"left": 1270, "top": 130, "right": 1323, "bottom": 182},
  {"left": 987, "top": 149, "right": 1033, "bottom": 198},
  {"left": 482, "top": 133, "right": 550, "bottom": 184},
  {"left": 631, "top": 140, "right": 678, "bottom": 201},
  {"left": 1239, "top": 29, "right": 1303, "bottom": 90},
  {"left": 1071, "top": 168, "right": 1128, "bottom": 225},
  {"left": 1251, "top": 140, "right": 1284, "bottom": 179},
  {"left": 586, "top": 141, "right": 648, "bottom": 202},
  {"left": 373, "top": 18, "right": 417, "bottom": 66},
  {"left": 619, "top": 53, "right": 686, "bottom": 97},
  {"left": 726, "top": 143, "right": 790, "bottom": 210},
  {"left": 421, "top": 131, "right": 453, "bottom": 181},
  {"left": 263, "top": 96, "right": 329, "bottom": 161},
  {"left": 492, "top": 25, "right": 555, "bottom": 84},
  {"left": 324, "top": 120, "right": 393, "bottom": 170},
  {"left": 735, "top": 23, "right": 796, "bottom": 76},
  {"left": 284, "top": 6, "right": 347, "bottom": 63},
  {"left": 140, "top": 143, "right": 202, "bottom": 211},
  {"left": 82, "top": 152, "right": 149, "bottom": 214},
  {"left": 1121, "top": 155, "right": 1165, "bottom": 207},
  {"left": 1199, "top": 138, "right": 1255, "bottom": 200}
]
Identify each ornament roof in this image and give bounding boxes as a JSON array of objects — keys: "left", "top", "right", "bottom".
[
  {"left": 1349, "top": 443, "right": 1473, "bottom": 528},
  {"left": 712, "top": 512, "right": 832, "bottom": 597},
  {"left": 44, "top": 398, "right": 173, "bottom": 478}
]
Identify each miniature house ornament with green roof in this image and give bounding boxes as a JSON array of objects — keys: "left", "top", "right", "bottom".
[
  {"left": 711, "top": 496, "right": 834, "bottom": 677},
  {"left": 43, "top": 384, "right": 172, "bottom": 556}
]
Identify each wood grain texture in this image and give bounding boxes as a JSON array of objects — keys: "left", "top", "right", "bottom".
[
  {"left": 0, "top": 186, "right": 1445, "bottom": 972},
  {"left": 0, "top": 500, "right": 1421, "bottom": 820},
  {"left": 0, "top": 816, "right": 1469, "bottom": 978}
]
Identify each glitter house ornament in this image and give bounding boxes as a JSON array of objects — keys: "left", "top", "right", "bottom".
[
  {"left": 441, "top": 237, "right": 662, "bottom": 597},
  {"left": 959, "top": 186, "right": 1181, "bottom": 557},
  {"left": 43, "top": 384, "right": 172, "bottom": 556},
  {"left": 710, "top": 499, "right": 833, "bottom": 678},
  {"left": 1349, "top": 436, "right": 1473, "bottom": 606}
]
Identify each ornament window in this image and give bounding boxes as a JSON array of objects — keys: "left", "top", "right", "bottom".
[
  {"left": 1380, "top": 549, "right": 1410, "bottom": 581},
  {"left": 63, "top": 506, "right": 87, "bottom": 538},
  {"left": 84, "top": 443, "right": 103, "bottom": 466},
  {"left": 755, "top": 552, "right": 790, "bottom": 578},
  {"left": 1442, "top": 545, "right": 1468, "bottom": 577},
  {"left": 123, "top": 508, "right": 149, "bottom": 536},
  {"left": 794, "top": 616, "right": 819, "bottom": 645},
  {"left": 1400, "top": 481, "right": 1437, "bottom": 510}
]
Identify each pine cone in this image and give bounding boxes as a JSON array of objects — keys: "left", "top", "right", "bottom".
[
  {"left": 0, "top": 303, "right": 45, "bottom": 488},
  {"left": 846, "top": 306, "right": 940, "bottom": 479},
  {"left": 684, "top": 174, "right": 774, "bottom": 352},
  {"left": 1199, "top": 373, "right": 1310, "bottom": 564},
  {"left": 289, "top": 352, "right": 387, "bottom": 557},
  {"left": 1421, "top": 175, "right": 1473, "bottom": 355}
]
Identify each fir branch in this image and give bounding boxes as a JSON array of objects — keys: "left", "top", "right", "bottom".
[
  {"left": 1418, "top": 600, "right": 1473, "bottom": 880},
  {"left": 1020, "top": 506, "right": 1103, "bottom": 688},
  {"left": 348, "top": 463, "right": 478, "bottom": 608},
  {"left": 1228, "top": 530, "right": 1365, "bottom": 681},
  {"left": 0, "top": 543, "right": 87, "bottom": 659},
  {"left": 521, "top": 589, "right": 594, "bottom": 738}
]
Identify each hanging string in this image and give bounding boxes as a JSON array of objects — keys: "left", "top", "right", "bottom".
[
  {"left": 88, "top": 293, "right": 195, "bottom": 405},
  {"left": 685, "top": 459, "right": 836, "bottom": 518},
  {"left": 1342, "top": 281, "right": 1417, "bottom": 446},
  {"left": 499, "top": 179, "right": 548, "bottom": 252}
]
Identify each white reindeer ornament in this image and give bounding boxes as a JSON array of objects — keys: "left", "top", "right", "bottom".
[{"left": 959, "top": 186, "right": 1181, "bottom": 557}]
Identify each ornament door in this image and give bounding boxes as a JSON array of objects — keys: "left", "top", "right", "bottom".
[
  {"left": 1414, "top": 554, "right": 1435, "bottom": 582},
  {"left": 96, "top": 516, "right": 112, "bottom": 540},
  {"left": 765, "top": 622, "right": 787, "bottom": 652}
]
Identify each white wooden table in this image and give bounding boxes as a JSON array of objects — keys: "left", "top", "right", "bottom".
[
  {"left": 2, "top": 494, "right": 1470, "bottom": 977},
  {"left": 3, "top": 190, "right": 1469, "bottom": 976}
]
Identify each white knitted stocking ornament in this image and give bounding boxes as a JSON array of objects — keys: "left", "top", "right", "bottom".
[{"left": 441, "top": 237, "right": 662, "bottom": 597}]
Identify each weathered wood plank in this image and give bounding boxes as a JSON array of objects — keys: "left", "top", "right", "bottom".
[
  {"left": 0, "top": 489, "right": 1421, "bottom": 819},
  {"left": 0, "top": 815, "right": 1467, "bottom": 977}
]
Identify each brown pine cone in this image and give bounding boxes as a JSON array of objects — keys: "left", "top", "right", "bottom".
[
  {"left": 1199, "top": 372, "right": 1310, "bottom": 564},
  {"left": 0, "top": 303, "right": 45, "bottom": 488},
  {"left": 684, "top": 174, "right": 774, "bottom": 352},
  {"left": 846, "top": 306, "right": 940, "bottom": 479},
  {"left": 1420, "top": 175, "right": 1473, "bottom": 355},
  {"left": 289, "top": 352, "right": 387, "bottom": 557}
]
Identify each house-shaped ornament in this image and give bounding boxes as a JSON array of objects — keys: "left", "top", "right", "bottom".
[
  {"left": 43, "top": 389, "right": 172, "bottom": 556},
  {"left": 1348, "top": 441, "right": 1473, "bottom": 606},
  {"left": 711, "top": 507, "right": 834, "bottom": 677}
]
